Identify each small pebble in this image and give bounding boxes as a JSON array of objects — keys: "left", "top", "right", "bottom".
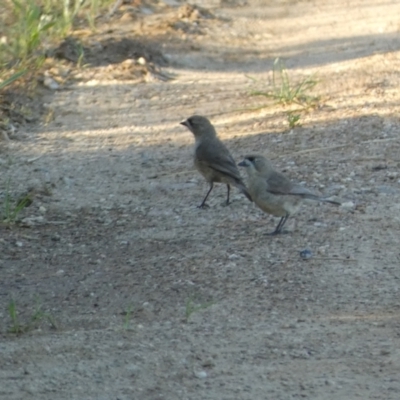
[
  {"left": 194, "top": 370, "right": 207, "bottom": 379},
  {"left": 340, "top": 201, "right": 355, "bottom": 209},
  {"left": 43, "top": 75, "right": 59, "bottom": 90},
  {"left": 300, "top": 249, "right": 313, "bottom": 260}
]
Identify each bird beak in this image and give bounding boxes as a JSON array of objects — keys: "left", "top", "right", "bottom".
[
  {"left": 238, "top": 160, "right": 248, "bottom": 167},
  {"left": 180, "top": 119, "right": 189, "bottom": 127}
]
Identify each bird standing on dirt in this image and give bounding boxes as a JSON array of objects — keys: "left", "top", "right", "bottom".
[
  {"left": 180, "top": 115, "right": 252, "bottom": 208},
  {"left": 238, "top": 154, "right": 340, "bottom": 235}
]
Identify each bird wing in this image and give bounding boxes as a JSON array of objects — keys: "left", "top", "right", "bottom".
[
  {"left": 196, "top": 141, "right": 242, "bottom": 182},
  {"left": 266, "top": 171, "right": 317, "bottom": 198},
  {"left": 265, "top": 171, "right": 296, "bottom": 194}
]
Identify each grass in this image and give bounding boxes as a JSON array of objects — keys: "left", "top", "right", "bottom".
[
  {"left": 0, "top": 0, "right": 113, "bottom": 90},
  {"left": 123, "top": 304, "right": 134, "bottom": 330},
  {"left": 185, "top": 296, "right": 214, "bottom": 322},
  {"left": 7, "top": 0, "right": 56, "bottom": 64},
  {"left": 8, "top": 297, "right": 57, "bottom": 334},
  {"left": 0, "top": 0, "right": 114, "bottom": 147},
  {"left": 248, "top": 58, "right": 319, "bottom": 129},
  {"left": 1, "top": 178, "right": 32, "bottom": 225},
  {"left": 287, "top": 112, "right": 301, "bottom": 129},
  {"left": 250, "top": 58, "right": 319, "bottom": 106},
  {"left": 0, "top": 69, "right": 27, "bottom": 90}
]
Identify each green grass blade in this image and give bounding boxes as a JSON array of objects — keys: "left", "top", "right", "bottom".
[{"left": 0, "top": 70, "right": 27, "bottom": 90}]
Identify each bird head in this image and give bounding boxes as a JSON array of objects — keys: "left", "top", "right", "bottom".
[
  {"left": 238, "top": 154, "right": 272, "bottom": 174},
  {"left": 180, "top": 115, "right": 217, "bottom": 138}
]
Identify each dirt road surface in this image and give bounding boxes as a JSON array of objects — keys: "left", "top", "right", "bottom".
[{"left": 1, "top": 1, "right": 400, "bottom": 399}]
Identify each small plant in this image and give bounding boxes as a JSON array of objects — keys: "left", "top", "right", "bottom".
[
  {"left": 8, "top": 299, "right": 24, "bottom": 334},
  {"left": 246, "top": 58, "right": 319, "bottom": 130},
  {"left": 8, "top": 297, "right": 57, "bottom": 334},
  {"left": 7, "top": 0, "right": 56, "bottom": 62},
  {"left": 249, "top": 58, "right": 318, "bottom": 107},
  {"left": 30, "top": 299, "right": 58, "bottom": 330},
  {"left": 185, "top": 296, "right": 214, "bottom": 322},
  {"left": 123, "top": 304, "right": 134, "bottom": 330},
  {"left": 76, "top": 42, "right": 85, "bottom": 69},
  {"left": 0, "top": 0, "right": 114, "bottom": 69},
  {"left": 0, "top": 69, "right": 27, "bottom": 91},
  {"left": 287, "top": 112, "right": 301, "bottom": 129},
  {"left": 1, "top": 178, "right": 32, "bottom": 224}
]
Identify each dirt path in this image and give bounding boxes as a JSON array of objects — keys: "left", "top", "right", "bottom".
[{"left": 1, "top": 1, "right": 400, "bottom": 399}]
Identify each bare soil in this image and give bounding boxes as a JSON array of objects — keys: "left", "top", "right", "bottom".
[{"left": 1, "top": 1, "right": 400, "bottom": 399}]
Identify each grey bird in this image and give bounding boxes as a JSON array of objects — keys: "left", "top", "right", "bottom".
[
  {"left": 180, "top": 115, "right": 252, "bottom": 208},
  {"left": 238, "top": 154, "right": 340, "bottom": 235}
]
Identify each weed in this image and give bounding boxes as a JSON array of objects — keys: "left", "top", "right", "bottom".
[
  {"left": 185, "top": 296, "right": 214, "bottom": 322},
  {"left": 7, "top": 297, "right": 57, "bottom": 334},
  {"left": 1, "top": 178, "right": 31, "bottom": 225},
  {"left": 287, "top": 112, "right": 301, "bottom": 129},
  {"left": 7, "top": 0, "right": 56, "bottom": 63},
  {"left": 123, "top": 304, "right": 134, "bottom": 330},
  {"left": 30, "top": 298, "right": 58, "bottom": 330},
  {"left": 0, "top": 69, "right": 27, "bottom": 90},
  {"left": 8, "top": 299, "right": 24, "bottom": 334},
  {"left": 0, "top": 0, "right": 113, "bottom": 69},
  {"left": 250, "top": 58, "right": 318, "bottom": 106},
  {"left": 247, "top": 58, "right": 319, "bottom": 129},
  {"left": 76, "top": 42, "right": 85, "bottom": 69}
]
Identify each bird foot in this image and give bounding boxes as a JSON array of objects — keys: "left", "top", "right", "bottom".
[{"left": 197, "top": 203, "right": 210, "bottom": 209}]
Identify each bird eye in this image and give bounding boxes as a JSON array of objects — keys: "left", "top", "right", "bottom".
[{"left": 247, "top": 157, "right": 254, "bottom": 163}]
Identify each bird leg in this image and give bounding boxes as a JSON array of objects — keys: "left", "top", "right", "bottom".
[
  {"left": 198, "top": 183, "right": 213, "bottom": 208},
  {"left": 268, "top": 214, "right": 289, "bottom": 235},
  {"left": 225, "top": 184, "right": 231, "bottom": 205}
]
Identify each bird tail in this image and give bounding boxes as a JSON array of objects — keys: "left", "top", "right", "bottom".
[
  {"left": 299, "top": 193, "right": 341, "bottom": 206},
  {"left": 320, "top": 198, "right": 341, "bottom": 206},
  {"left": 234, "top": 181, "right": 253, "bottom": 202}
]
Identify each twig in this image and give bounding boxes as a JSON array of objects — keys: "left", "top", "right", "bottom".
[
  {"left": 26, "top": 155, "right": 43, "bottom": 163},
  {"left": 107, "top": 0, "right": 123, "bottom": 18}
]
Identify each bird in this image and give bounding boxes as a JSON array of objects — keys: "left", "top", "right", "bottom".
[
  {"left": 180, "top": 115, "right": 252, "bottom": 208},
  {"left": 238, "top": 154, "right": 340, "bottom": 235}
]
